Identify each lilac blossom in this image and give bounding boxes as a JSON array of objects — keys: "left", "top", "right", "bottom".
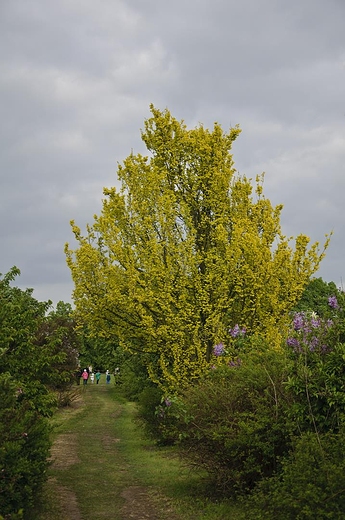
[
  {"left": 213, "top": 343, "right": 225, "bottom": 356},
  {"left": 287, "top": 337, "right": 301, "bottom": 351},
  {"left": 302, "top": 322, "right": 312, "bottom": 334},
  {"left": 288, "top": 311, "right": 335, "bottom": 355},
  {"left": 293, "top": 313, "right": 304, "bottom": 331},
  {"left": 229, "top": 324, "right": 246, "bottom": 338},
  {"left": 308, "top": 336, "right": 319, "bottom": 351},
  {"left": 228, "top": 358, "right": 242, "bottom": 368},
  {"left": 328, "top": 296, "right": 339, "bottom": 309},
  {"left": 310, "top": 316, "right": 321, "bottom": 329},
  {"left": 321, "top": 344, "right": 330, "bottom": 353},
  {"left": 164, "top": 398, "right": 172, "bottom": 407}
]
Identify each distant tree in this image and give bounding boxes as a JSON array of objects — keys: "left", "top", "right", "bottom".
[
  {"left": 66, "top": 106, "right": 329, "bottom": 390},
  {"left": 0, "top": 267, "right": 56, "bottom": 415},
  {"left": 77, "top": 329, "right": 118, "bottom": 372},
  {"left": 39, "top": 301, "right": 80, "bottom": 391},
  {"left": 1, "top": 273, "right": 80, "bottom": 412},
  {"left": 294, "top": 277, "right": 342, "bottom": 317}
]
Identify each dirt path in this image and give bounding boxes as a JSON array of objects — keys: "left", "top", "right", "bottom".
[
  {"left": 48, "top": 431, "right": 83, "bottom": 520},
  {"left": 43, "top": 385, "right": 182, "bottom": 520}
]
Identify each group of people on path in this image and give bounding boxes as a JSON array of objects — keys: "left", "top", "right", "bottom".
[
  {"left": 80, "top": 366, "right": 101, "bottom": 385},
  {"left": 79, "top": 367, "right": 120, "bottom": 385}
]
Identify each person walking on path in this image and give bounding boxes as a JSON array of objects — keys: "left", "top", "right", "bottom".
[
  {"left": 114, "top": 367, "right": 120, "bottom": 384},
  {"left": 90, "top": 372, "right": 95, "bottom": 384},
  {"left": 106, "top": 370, "right": 111, "bottom": 385},
  {"left": 82, "top": 369, "right": 89, "bottom": 385},
  {"left": 95, "top": 370, "right": 101, "bottom": 384}
]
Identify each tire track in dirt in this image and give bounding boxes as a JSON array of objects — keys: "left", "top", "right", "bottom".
[{"left": 46, "top": 399, "right": 84, "bottom": 519}]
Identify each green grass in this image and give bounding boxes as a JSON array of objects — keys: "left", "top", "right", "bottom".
[{"left": 36, "top": 383, "right": 244, "bottom": 519}]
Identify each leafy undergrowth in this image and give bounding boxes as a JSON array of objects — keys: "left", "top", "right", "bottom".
[{"left": 34, "top": 381, "right": 243, "bottom": 520}]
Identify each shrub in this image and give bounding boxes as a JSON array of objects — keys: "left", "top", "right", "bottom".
[
  {"left": 0, "top": 375, "right": 51, "bottom": 518},
  {"left": 136, "top": 385, "right": 164, "bottom": 440},
  {"left": 175, "top": 348, "right": 293, "bottom": 495},
  {"left": 55, "top": 386, "right": 82, "bottom": 408},
  {"left": 116, "top": 353, "right": 153, "bottom": 401},
  {"left": 285, "top": 309, "right": 345, "bottom": 433},
  {"left": 245, "top": 431, "right": 345, "bottom": 519}
]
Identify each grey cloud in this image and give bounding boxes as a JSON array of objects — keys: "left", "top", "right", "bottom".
[{"left": 1, "top": 0, "right": 344, "bottom": 303}]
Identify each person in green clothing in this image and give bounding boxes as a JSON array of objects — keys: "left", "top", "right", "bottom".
[{"left": 95, "top": 370, "right": 101, "bottom": 384}]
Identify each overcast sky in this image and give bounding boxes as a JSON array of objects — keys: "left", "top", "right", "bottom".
[{"left": 1, "top": 0, "right": 345, "bottom": 305}]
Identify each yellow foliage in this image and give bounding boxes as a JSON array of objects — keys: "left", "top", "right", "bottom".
[{"left": 65, "top": 106, "right": 329, "bottom": 391}]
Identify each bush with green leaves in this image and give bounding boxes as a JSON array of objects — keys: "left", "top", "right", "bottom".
[
  {"left": 172, "top": 346, "right": 293, "bottom": 495},
  {"left": 0, "top": 374, "right": 51, "bottom": 518},
  {"left": 241, "top": 292, "right": 345, "bottom": 518},
  {"left": 136, "top": 385, "right": 165, "bottom": 439},
  {"left": 0, "top": 268, "right": 81, "bottom": 518},
  {"left": 114, "top": 350, "right": 157, "bottom": 401},
  {"left": 244, "top": 431, "right": 345, "bottom": 520}
]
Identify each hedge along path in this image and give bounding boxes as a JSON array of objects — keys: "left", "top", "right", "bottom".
[{"left": 41, "top": 383, "right": 183, "bottom": 520}]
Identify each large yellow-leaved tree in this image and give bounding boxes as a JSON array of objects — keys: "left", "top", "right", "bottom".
[{"left": 65, "top": 106, "right": 328, "bottom": 390}]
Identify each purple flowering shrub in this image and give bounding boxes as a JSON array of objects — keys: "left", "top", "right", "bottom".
[
  {"left": 213, "top": 342, "right": 225, "bottom": 356},
  {"left": 211, "top": 324, "right": 249, "bottom": 369},
  {"left": 229, "top": 324, "right": 247, "bottom": 338},
  {"left": 286, "top": 311, "right": 334, "bottom": 354},
  {"left": 240, "top": 290, "right": 345, "bottom": 518},
  {"left": 285, "top": 296, "right": 345, "bottom": 433},
  {"left": 328, "top": 295, "right": 340, "bottom": 309}
]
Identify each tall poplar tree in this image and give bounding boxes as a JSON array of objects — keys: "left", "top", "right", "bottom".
[{"left": 65, "top": 106, "right": 328, "bottom": 390}]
